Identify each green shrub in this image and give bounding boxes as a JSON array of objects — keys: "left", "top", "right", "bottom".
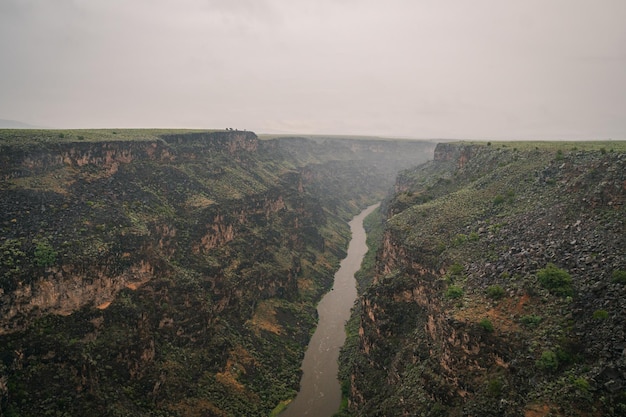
[
  {"left": 520, "top": 315, "right": 542, "bottom": 327},
  {"left": 435, "top": 242, "right": 446, "bottom": 253},
  {"left": 1, "top": 239, "right": 27, "bottom": 288},
  {"left": 444, "top": 263, "right": 465, "bottom": 283},
  {"left": 487, "top": 378, "right": 503, "bottom": 396},
  {"left": 493, "top": 195, "right": 505, "bottom": 205},
  {"left": 479, "top": 318, "right": 494, "bottom": 332},
  {"left": 1, "top": 239, "right": 26, "bottom": 268},
  {"left": 536, "top": 350, "right": 559, "bottom": 372},
  {"left": 612, "top": 270, "right": 626, "bottom": 284},
  {"left": 449, "top": 263, "right": 464, "bottom": 276},
  {"left": 34, "top": 239, "right": 56, "bottom": 267},
  {"left": 537, "top": 263, "right": 573, "bottom": 296},
  {"left": 555, "top": 149, "right": 564, "bottom": 160},
  {"left": 486, "top": 285, "right": 505, "bottom": 300},
  {"left": 572, "top": 377, "right": 590, "bottom": 392},
  {"left": 468, "top": 232, "right": 479, "bottom": 242},
  {"left": 555, "top": 346, "right": 574, "bottom": 366},
  {"left": 592, "top": 309, "right": 609, "bottom": 320},
  {"left": 445, "top": 285, "right": 463, "bottom": 299},
  {"left": 453, "top": 234, "right": 467, "bottom": 246}
]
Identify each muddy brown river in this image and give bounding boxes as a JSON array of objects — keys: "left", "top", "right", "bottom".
[{"left": 280, "top": 203, "right": 379, "bottom": 417}]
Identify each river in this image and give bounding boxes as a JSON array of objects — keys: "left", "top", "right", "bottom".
[{"left": 280, "top": 203, "right": 379, "bottom": 417}]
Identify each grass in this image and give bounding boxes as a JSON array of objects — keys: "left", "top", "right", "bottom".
[
  {"left": 454, "top": 140, "right": 626, "bottom": 152},
  {"left": 0, "top": 128, "right": 219, "bottom": 148}
]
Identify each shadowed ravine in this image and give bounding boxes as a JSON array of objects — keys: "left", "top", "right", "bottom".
[{"left": 281, "top": 203, "right": 379, "bottom": 417}]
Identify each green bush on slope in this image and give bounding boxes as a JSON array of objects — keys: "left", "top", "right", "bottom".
[{"left": 537, "top": 263, "right": 573, "bottom": 297}]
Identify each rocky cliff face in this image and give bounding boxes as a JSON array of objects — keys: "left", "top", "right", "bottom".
[
  {"left": 343, "top": 142, "right": 626, "bottom": 417},
  {"left": 0, "top": 129, "right": 434, "bottom": 416}
]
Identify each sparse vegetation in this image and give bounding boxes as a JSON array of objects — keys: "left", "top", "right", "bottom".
[
  {"left": 3, "top": 134, "right": 625, "bottom": 416},
  {"left": 0, "top": 129, "right": 437, "bottom": 417},
  {"left": 339, "top": 141, "right": 626, "bottom": 416}
]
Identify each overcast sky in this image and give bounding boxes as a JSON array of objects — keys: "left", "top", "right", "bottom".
[{"left": 1, "top": 0, "right": 625, "bottom": 139}]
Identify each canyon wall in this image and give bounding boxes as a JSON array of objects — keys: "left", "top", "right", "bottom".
[
  {"left": 0, "top": 130, "right": 434, "bottom": 416},
  {"left": 342, "top": 142, "right": 626, "bottom": 417}
]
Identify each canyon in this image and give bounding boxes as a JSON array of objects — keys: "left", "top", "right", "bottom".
[
  {"left": 1, "top": 131, "right": 624, "bottom": 417},
  {"left": 0, "top": 129, "right": 433, "bottom": 416},
  {"left": 338, "top": 141, "right": 626, "bottom": 417}
]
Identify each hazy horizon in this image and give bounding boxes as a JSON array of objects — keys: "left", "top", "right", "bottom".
[{"left": 1, "top": 1, "right": 625, "bottom": 140}]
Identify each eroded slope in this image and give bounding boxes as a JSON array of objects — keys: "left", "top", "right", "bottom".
[
  {"left": 343, "top": 142, "right": 626, "bottom": 416},
  {"left": 0, "top": 130, "right": 434, "bottom": 416}
]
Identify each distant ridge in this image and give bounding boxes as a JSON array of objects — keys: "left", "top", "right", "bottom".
[{"left": 0, "top": 118, "right": 42, "bottom": 128}]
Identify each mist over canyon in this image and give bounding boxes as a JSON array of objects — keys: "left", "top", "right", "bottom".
[
  {"left": 0, "top": 130, "right": 624, "bottom": 416},
  {"left": 0, "top": 129, "right": 433, "bottom": 416}
]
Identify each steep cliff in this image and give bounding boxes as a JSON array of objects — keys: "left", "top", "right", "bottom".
[
  {"left": 342, "top": 142, "right": 626, "bottom": 416},
  {"left": 0, "top": 129, "right": 434, "bottom": 416}
]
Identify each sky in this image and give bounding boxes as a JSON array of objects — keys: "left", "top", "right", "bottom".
[{"left": 0, "top": 0, "right": 625, "bottom": 140}]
